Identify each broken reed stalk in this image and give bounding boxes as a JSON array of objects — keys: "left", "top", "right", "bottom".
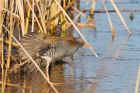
[
  {"left": 90, "top": 0, "right": 96, "bottom": 15},
  {"left": 54, "top": 0, "right": 98, "bottom": 58},
  {"left": 3, "top": 25, "right": 59, "bottom": 93},
  {"left": 109, "top": 0, "right": 131, "bottom": 34},
  {"left": 135, "top": 66, "right": 140, "bottom": 93},
  {"left": 102, "top": 0, "right": 116, "bottom": 36}
]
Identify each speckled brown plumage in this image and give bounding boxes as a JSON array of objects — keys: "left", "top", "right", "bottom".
[{"left": 19, "top": 32, "right": 84, "bottom": 72}]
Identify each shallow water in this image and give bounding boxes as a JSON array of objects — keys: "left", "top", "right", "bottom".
[{"left": 3, "top": 0, "right": 140, "bottom": 93}]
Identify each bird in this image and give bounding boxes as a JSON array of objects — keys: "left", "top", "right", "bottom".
[
  {"left": 18, "top": 32, "right": 89, "bottom": 81},
  {"left": 130, "top": 12, "right": 134, "bottom": 21}
]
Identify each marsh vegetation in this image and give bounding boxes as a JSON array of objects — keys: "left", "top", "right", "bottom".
[{"left": 0, "top": 0, "right": 140, "bottom": 93}]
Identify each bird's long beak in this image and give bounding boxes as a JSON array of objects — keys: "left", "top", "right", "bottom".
[{"left": 83, "top": 43, "right": 92, "bottom": 48}]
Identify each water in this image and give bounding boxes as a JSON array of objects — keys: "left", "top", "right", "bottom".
[{"left": 3, "top": 0, "right": 140, "bottom": 93}]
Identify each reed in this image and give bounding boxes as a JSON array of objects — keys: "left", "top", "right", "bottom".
[
  {"left": 102, "top": 0, "right": 116, "bottom": 36},
  {"left": 16, "top": 0, "right": 25, "bottom": 35},
  {"left": 25, "top": 2, "right": 31, "bottom": 34},
  {"left": 135, "top": 66, "right": 140, "bottom": 93},
  {"left": 50, "top": 0, "right": 60, "bottom": 34},
  {"left": 1, "top": 33, "right": 5, "bottom": 93},
  {"left": 0, "top": 0, "right": 4, "bottom": 92},
  {"left": 90, "top": 0, "right": 96, "bottom": 16},
  {"left": 36, "top": 1, "right": 47, "bottom": 33},
  {"left": 110, "top": 0, "right": 131, "bottom": 34}
]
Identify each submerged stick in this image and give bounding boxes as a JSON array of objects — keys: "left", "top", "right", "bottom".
[
  {"left": 110, "top": 0, "right": 131, "bottom": 34},
  {"left": 3, "top": 25, "right": 59, "bottom": 93},
  {"left": 54, "top": 0, "right": 98, "bottom": 58}
]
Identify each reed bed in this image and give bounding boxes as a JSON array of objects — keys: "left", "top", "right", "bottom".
[{"left": 0, "top": 0, "right": 134, "bottom": 93}]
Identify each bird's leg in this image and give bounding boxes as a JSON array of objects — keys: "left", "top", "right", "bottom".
[
  {"left": 41, "top": 56, "right": 62, "bottom": 85},
  {"left": 41, "top": 56, "right": 52, "bottom": 81},
  {"left": 46, "top": 60, "right": 52, "bottom": 81}
]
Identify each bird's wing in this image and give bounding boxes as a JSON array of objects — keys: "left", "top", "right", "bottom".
[
  {"left": 18, "top": 32, "right": 64, "bottom": 60},
  {"left": 38, "top": 35, "right": 65, "bottom": 57}
]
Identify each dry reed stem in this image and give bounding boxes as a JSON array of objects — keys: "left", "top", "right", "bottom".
[
  {"left": 60, "top": 0, "right": 67, "bottom": 37},
  {"left": 66, "top": 13, "right": 81, "bottom": 29},
  {"left": 110, "top": 0, "right": 131, "bottom": 34},
  {"left": 36, "top": 2, "right": 47, "bottom": 33},
  {"left": 50, "top": 0, "right": 60, "bottom": 33},
  {"left": 10, "top": 60, "right": 29, "bottom": 73},
  {"left": 3, "top": 25, "right": 59, "bottom": 93},
  {"left": 0, "top": 80, "right": 30, "bottom": 89},
  {"left": 46, "top": 0, "right": 76, "bottom": 26},
  {"left": 90, "top": 0, "right": 96, "bottom": 15},
  {"left": 25, "top": 0, "right": 44, "bottom": 32},
  {"left": 60, "top": 14, "right": 66, "bottom": 37},
  {"left": 0, "top": 0, "right": 4, "bottom": 35},
  {"left": 1, "top": 33, "right": 5, "bottom": 93},
  {"left": 2, "top": 8, "right": 19, "bottom": 19},
  {"left": 102, "top": 0, "right": 116, "bottom": 36},
  {"left": 4, "top": 1, "right": 14, "bottom": 92},
  {"left": 25, "top": 4, "right": 31, "bottom": 34},
  {"left": 135, "top": 66, "right": 140, "bottom": 93},
  {"left": 71, "top": 6, "right": 86, "bottom": 18},
  {"left": 54, "top": 0, "right": 98, "bottom": 58},
  {"left": 66, "top": 13, "right": 95, "bottom": 29},
  {"left": 3, "top": 40, "right": 19, "bottom": 48},
  {"left": 76, "top": 23, "right": 95, "bottom": 28},
  {"left": 31, "top": 0, "right": 35, "bottom": 32},
  {"left": 16, "top": 0, "right": 25, "bottom": 35}
]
